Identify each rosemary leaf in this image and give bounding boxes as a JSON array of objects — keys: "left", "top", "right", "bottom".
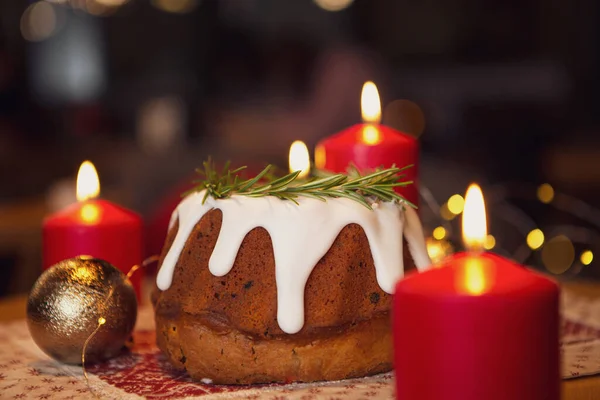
[{"left": 185, "top": 158, "right": 415, "bottom": 209}]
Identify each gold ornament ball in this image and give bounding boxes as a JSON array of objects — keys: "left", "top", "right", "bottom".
[{"left": 27, "top": 256, "right": 137, "bottom": 364}]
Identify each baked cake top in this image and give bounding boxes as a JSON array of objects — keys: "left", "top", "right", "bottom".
[{"left": 157, "top": 192, "right": 431, "bottom": 334}]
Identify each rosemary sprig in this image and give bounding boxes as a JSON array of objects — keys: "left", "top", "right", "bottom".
[{"left": 184, "top": 158, "right": 415, "bottom": 210}]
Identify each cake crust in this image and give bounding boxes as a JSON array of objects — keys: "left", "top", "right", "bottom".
[{"left": 155, "top": 310, "right": 392, "bottom": 384}]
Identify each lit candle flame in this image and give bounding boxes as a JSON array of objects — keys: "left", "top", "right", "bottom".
[
  {"left": 360, "top": 81, "right": 382, "bottom": 145},
  {"left": 289, "top": 140, "right": 310, "bottom": 179},
  {"left": 361, "top": 81, "right": 381, "bottom": 124},
  {"left": 462, "top": 183, "right": 487, "bottom": 252},
  {"left": 76, "top": 161, "right": 100, "bottom": 202},
  {"left": 457, "top": 183, "right": 493, "bottom": 296}
]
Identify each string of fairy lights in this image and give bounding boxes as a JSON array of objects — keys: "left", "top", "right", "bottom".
[{"left": 423, "top": 182, "right": 597, "bottom": 276}]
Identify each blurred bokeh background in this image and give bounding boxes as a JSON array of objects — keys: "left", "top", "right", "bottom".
[{"left": 1, "top": 0, "right": 599, "bottom": 297}]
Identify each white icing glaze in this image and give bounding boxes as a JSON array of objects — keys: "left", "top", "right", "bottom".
[{"left": 157, "top": 192, "right": 431, "bottom": 334}]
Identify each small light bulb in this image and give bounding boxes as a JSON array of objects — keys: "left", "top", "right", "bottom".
[
  {"left": 537, "top": 183, "right": 555, "bottom": 204},
  {"left": 440, "top": 203, "right": 456, "bottom": 221},
  {"left": 447, "top": 194, "right": 465, "bottom": 215},
  {"left": 526, "top": 229, "right": 545, "bottom": 250},
  {"left": 484, "top": 235, "right": 496, "bottom": 250},
  {"left": 432, "top": 226, "right": 446, "bottom": 240},
  {"left": 581, "top": 250, "right": 594, "bottom": 266}
]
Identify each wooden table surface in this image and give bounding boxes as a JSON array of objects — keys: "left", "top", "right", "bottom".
[{"left": 1, "top": 281, "right": 600, "bottom": 399}]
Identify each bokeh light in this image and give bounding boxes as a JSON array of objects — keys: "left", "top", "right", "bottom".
[
  {"left": 137, "top": 96, "right": 186, "bottom": 154},
  {"left": 484, "top": 235, "right": 496, "bottom": 250},
  {"left": 440, "top": 202, "right": 457, "bottom": 221},
  {"left": 541, "top": 235, "right": 575, "bottom": 274},
  {"left": 151, "top": 0, "right": 199, "bottom": 14},
  {"left": 537, "top": 183, "right": 555, "bottom": 204},
  {"left": 313, "top": 0, "right": 354, "bottom": 12},
  {"left": 93, "top": 0, "right": 128, "bottom": 6},
  {"left": 447, "top": 194, "right": 465, "bottom": 215},
  {"left": 432, "top": 226, "right": 446, "bottom": 240},
  {"left": 581, "top": 250, "right": 594, "bottom": 266},
  {"left": 382, "top": 99, "right": 426, "bottom": 138},
  {"left": 526, "top": 228, "right": 545, "bottom": 250},
  {"left": 85, "top": 0, "right": 120, "bottom": 16},
  {"left": 20, "top": 2, "right": 57, "bottom": 42},
  {"left": 426, "top": 237, "right": 453, "bottom": 265}
]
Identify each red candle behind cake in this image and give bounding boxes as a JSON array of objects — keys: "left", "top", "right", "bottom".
[
  {"left": 393, "top": 184, "right": 559, "bottom": 400},
  {"left": 43, "top": 161, "right": 143, "bottom": 298},
  {"left": 315, "top": 81, "right": 419, "bottom": 205}
]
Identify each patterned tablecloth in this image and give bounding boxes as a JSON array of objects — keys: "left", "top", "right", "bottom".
[{"left": 0, "top": 289, "right": 599, "bottom": 399}]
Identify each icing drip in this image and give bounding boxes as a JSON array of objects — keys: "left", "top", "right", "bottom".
[{"left": 157, "top": 191, "right": 431, "bottom": 334}]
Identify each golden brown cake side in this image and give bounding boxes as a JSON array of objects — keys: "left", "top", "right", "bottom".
[
  {"left": 156, "top": 308, "right": 392, "bottom": 384},
  {"left": 153, "top": 209, "right": 416, "bottom": 384}
]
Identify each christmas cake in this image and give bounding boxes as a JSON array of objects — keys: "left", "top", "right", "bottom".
[{"left": 152, "top": 167, "right": 431, "bottom": 384}]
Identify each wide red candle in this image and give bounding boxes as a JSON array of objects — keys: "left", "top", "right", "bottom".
[
  {"left": 393, "top": 252, "right": 560, "bottom": 400},
  {"left": 43, "top": 163, "right": 143, "bottom": 299},
  {"left": 315, "top": 82, "right": 419, "bottom": 205}
]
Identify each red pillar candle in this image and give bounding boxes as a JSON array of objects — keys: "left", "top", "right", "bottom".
[
  {"left": 393, "top": 184, "right": 560, "bottom": 400},
  {"left": 43, "top": 161, "right": 143, "bottom": 299},
  {"left": 315, "top": 82, "right": 419, "bottom": 205}
]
